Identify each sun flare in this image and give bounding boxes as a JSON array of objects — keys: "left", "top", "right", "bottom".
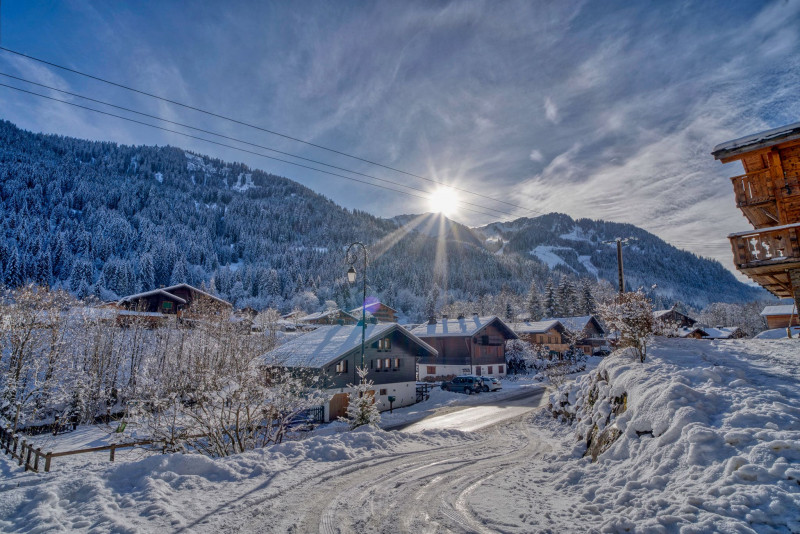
[{"left": 428, "top": 187, "right": 459, "bottom": 216}]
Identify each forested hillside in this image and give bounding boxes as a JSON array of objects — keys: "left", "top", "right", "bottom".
[{"left": 0, "top": 120, "right": 765, "bottom": 319}]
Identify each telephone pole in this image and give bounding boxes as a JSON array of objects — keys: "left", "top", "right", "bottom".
[{"left": 603, "top": 238, "right": 636, "bottom": 294}]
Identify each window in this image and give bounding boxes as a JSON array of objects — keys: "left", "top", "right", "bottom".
[
  {"left": 378, "top": 337, "right": 392, "bottom": 351},
  {"left": 384, "top": 358, "right": 391, "bottom": 370},
  {"left": 375, "top": 358, "right": 383, "bottom": 370},
  {"left": 488, "top": 366, "right": 493, "bottom": 375},
  {"left": 335, "top": 360, "right": 348, "bottom": 373},
  {"left": 426, "top": 365, "right": 436, "bottom": 375},
  {"left": 380, "top": 389, "right": 387, "bottom": 395},
  {"left": 393, "top": 358, "right": 400, "bottom": 369},
  {"left": 499, "top": 365, "right": 504, "bottom": 374},
  {"left": 476, "top": 366, "right": 481, "bottom": 376},
  {"left": 162, "top": 301, "right": 173, "bottom": 310}
]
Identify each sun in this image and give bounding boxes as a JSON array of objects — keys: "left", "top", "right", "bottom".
[{"left": 428, "top": 187, "right": 459, "bottom": 216}]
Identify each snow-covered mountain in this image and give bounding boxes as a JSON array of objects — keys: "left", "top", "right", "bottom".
[{"left": 0, "top": 120, "right": 765, "bottom": 317}]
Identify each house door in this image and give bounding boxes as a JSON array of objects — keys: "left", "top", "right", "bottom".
[{"left": 329, "top": 393, "right": 349, "bottom": 420}]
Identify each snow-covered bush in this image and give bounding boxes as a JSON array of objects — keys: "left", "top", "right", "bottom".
[
  {"left": 340, "top": 367, "right": 381, "bottom": 430},
  {"left": 598, "top": 290, "right": 654, "bottom": 362}
]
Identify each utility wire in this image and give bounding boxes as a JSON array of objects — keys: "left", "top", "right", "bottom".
[
  {"left": 0, "top": 81, "right": 511, "bottom": 219},
  {"left": 0, "top": 71, "right": 525, "bottom": 221},
  {"left": 0, "top": 46, "right": 547, "bottom": 218}
]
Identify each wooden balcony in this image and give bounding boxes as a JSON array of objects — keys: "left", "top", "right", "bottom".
[
  {"left": 728, "top": 223, "right": 800, "bottom": 297},
  {"left": 731, "top": 169, "right": 775, "bottom": 207}
]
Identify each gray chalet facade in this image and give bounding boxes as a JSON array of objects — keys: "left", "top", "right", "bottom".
[
  {"left": 264, "top": 323, "right": 437, "bottom": 421},
  {"left": 410, "top": 315, "right": 518, "bottom": 380}
]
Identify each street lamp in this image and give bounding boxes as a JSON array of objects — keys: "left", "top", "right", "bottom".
[{"left": 345, "top": 242, "right": 368, "bottom": 382}]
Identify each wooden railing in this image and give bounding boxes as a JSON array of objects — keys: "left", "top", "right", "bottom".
[
  {"left": 729, "top": 224, "right": 800, "bottom": 267},
  {"left": 730, "top": 169, "right": 775, "bottom": 207}
]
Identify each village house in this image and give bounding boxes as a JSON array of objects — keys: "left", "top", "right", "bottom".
[
  {"left": 701, "top": 326, "right": 747, "bottom": 340},
  {"left": 118, "top": 283, "right": 232, "bottom": 315},
  {"left": 263, "top": 323, "right": 437, "bottom": 421},
  {"left": 511, "top": 319, "right": 570, "bottom": 355},
  {"left": 676, "top": 326, "right": 709, "bottom": 339},
  {"left": 410, "top": 314, "right": 518, "bottom": 379},
  {"left": 300, "top": 308, "right": 359, "bottom": 326},
  {"left": 542, "top": 315, "right": 607, "bottom": 354},
  {"left": 654, "top": 308, "right": 697, "bottom": 328},
  {"left": 349, "top": 301, "right": 399, "bottom": 323},
  {"left": 760, "top": 304, "right": 799, "bottom": 329}
]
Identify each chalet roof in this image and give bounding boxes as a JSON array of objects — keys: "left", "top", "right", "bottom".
[
  {"left": 263, "top": 323, "right": 437, "bottom": 369},
  {"left": 677, "top": 327, "right": 709, "bottom": 338},
  {"left": 349, "top": 301, "right": 398, "bottom": 315},
  {"left": 118, "top": 289, "right": 188, "bottom": 306},
  {"left": 117, "top": 283, "right": 231, "bottom": 308},
  {"left": 760, "top": 304, "right": 797, "bottom": 317},
  {"left": 702, "top": 327, "right": 744, "bottom": 339},
  {"left": 409, "top": 316, "right": 518, "bottom": 340},
  {"left": 300, "top": 308, "right": 359, "bottom": 322},
  {"left": 510, "top": 319, "right": 564, "bottom": 335},
  {"left": 541, "top": 315, "right": 605, "bottom": 334},
  {"left": 712, "top": 121, "right": 800, "bottom": 160}
]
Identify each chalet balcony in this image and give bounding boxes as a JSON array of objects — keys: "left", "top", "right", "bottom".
[
  {"left": 730, "top": 169, "right": 775, "bottom": 208},
  {"left": 728, "top": 223, "right": 800, "bottom": 298}
]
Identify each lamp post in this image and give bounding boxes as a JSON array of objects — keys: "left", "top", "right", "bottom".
[{"left": 346, "top": 242, "right": 368, "bottom": 382}]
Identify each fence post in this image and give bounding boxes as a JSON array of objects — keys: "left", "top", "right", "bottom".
[
  {"left": 34, "top": 448, "right": 41, "bottom": 472},
  {"left": 18, "top": 440, "right": 26, "bottom": 466},
  {"left": 24, "top": 444, "right": 33, "bottom": 471},
  {"left": 44, "top": 452, "right": 52, "bottom": 473},
  {"left": 12, "top": 435, "right": 18, "bottom": 457},
  {"left": 109, "top": 444, "right": 116, "bottom": 462}
]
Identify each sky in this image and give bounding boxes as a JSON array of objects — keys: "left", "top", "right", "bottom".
[{"left": 1, "top": 0, "right": 799, "bottom": 275}]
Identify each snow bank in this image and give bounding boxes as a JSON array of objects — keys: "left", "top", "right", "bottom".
[{"left": 548, "top": 338, "right": 800, "bottom": 532}]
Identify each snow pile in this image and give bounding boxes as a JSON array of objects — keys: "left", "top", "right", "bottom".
[{"left": 548, "top": 338, "right": 800, "bottom": 532}]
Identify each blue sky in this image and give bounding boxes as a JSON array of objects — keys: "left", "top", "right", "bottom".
[{"left": 1, "top": 1, "right": 799, "bottom": 273}]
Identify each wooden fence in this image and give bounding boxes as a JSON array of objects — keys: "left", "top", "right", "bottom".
[{"left": 0, "top": 423, "right": 158, "bottom": 473}]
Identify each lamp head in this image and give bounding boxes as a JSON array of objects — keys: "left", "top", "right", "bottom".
[{"left": 347, "top": 266, "right": 357, "bottom": 284}]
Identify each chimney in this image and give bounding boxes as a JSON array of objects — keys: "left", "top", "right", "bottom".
[
  {"left": 428, "top": 316, "right": 437, "bottom": 325},
  {"left": 472, "top": 312, "right": 479, "bottom": 318},
  {"left": 457, "top": 313, "right": 465, "bottom": 320},
  {"left": 442, "top": 314, "right": 448, "bottom": 320}
]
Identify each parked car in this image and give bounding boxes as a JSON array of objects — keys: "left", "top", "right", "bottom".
[
  {"left": 479, "top": 377, "right": 502, "bottom": 392},
  {"left": 440, "top": 375, "right": 483, "bottom": 394},
  {"left": 592, "top": 347, "right": 612, "bottom": 357}
]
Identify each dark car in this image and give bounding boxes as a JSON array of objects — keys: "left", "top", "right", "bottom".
[
  {"left": 440, "top": 375, "right": 483, "bottom": 394},
  {"left": 592, "top": 347, "right": 612, "bottom": 357}
]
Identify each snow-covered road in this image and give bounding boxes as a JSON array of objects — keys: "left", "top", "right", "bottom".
[{"left": 395, "top": 387, "right": 549, "bottom": 433}]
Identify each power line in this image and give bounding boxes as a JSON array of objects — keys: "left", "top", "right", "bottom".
[
  {"left": 0, "top": 46, "right": 547, "bottom": 218},
  {"left": 0, "top": 71, "right": 525, "bottom": 221},
  {"left": 0, "top": 81, "right": 511, "bottom": 219}
]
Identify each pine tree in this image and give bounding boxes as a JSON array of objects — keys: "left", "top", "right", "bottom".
[
  {"left": 580, "top": 279, "right": 596, "bottom": 315},
  {"left": 170, "top": 256, "right": 189, "bottom": 285},
  {"left": 526, "top": 281, "right": 542, "bottom": 320},
  {"left": 4, "top": 248, "right": 22, "bottom": 287},
  {"left": 544, "top": 279, "right": 557, "bottom": 318},
  {"left": 425, "top": 284, "right": 440, "bottom": 320},
  {"left": 340, "top": 367, "right": 381, "bottom": 429}
]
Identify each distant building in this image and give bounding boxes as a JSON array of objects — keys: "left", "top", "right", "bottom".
[
  {"left": 263, "top": 323, "right": 437, "bottom": 421},
  {"left": 300, "top": 308, "right": 359, "bottom": 326},
  {"left": 541, "top": 315, "right": 607, "bottom": 354},
  {"left": 702, "top": 326, "right": 747, "bottom": 340},
  {"left": 677, "top": 326, "right": 709, "bottom": 339},
  {"left": 760, "top": 304, "right": 799, "bottom": 329},
  {"left": 410, "top": 315, "right": 518, "bottom": 379},
  {"left": 117, "top": 283, "right": 232, "bottom": 316},
  {"left": 349, "top": 301, "right": 399, "bottom": 323},
  {"left": 511, "top": 319, "right": 569, "bottom": 354},
  {"left": 654, "top": 308, "right": 697, "bottom": 328}
]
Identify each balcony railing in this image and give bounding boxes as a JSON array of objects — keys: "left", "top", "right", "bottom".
[
  {"left": 728, "top": 223, "right": 800, "bottom": 267},
  {"left": 730, "top": 169, "right": 774, "bottom": 207}
]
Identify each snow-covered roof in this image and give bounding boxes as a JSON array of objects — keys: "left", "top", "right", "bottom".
[
  {"left": 677, "top": 326, "right": 708, "bottom": 338},
  {"left": 712, "top": 121, "right": 800, "bottom": 160},
  {"left": 263, "top": 323, "right": 436, "bottom": 368},
  {"left": 702, "top": 327, "right": 744, "bottom": 340},
  {"left": 118, "top": 288, "right": 188, "bottom": 305},
  {"left": 511, "top": 319, "right": 563, "bottom": 335},
  {"left": 300, "top": 309, "right": 358, "bottom": 322},
  {"left": 409, "top": 316, "right": 518, "bottom": 339},
  {"left": 117, "top": 284, "right": 231, "bottom": 308},
  {"left": 349, "top": 302, "right": 398, "bottom": 315},
  {"left": 754, "top": 326, "right": 800, "bottom": 339},
  {"left": 760, "top": 304, "right": 797, "bottom": 317},
  {"left": 541, "top": 315, "right": 604, "bottom": 334}
]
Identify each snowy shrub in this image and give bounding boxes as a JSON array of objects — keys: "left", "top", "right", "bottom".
[
  {"left": 340, "top": 367, "right": 381, "bottom": 430},
  {"left": 598, "top": 290, "right": 654, "bottom": 362}
]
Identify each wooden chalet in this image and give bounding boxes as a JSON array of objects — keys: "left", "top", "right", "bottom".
[
  {"left": 511, "top": 320, "right": 570, "bottom": 354},
  {"left": 118, "top": 283, "right": 232, "bottom": 316},
  {"left": 760, "top": 304, "right": 799, "bottom": 329},
  {"left": 264, "top": 323, "right": 437, "bottom": 421},
  {"left": 300, "top": 308, "right": 359, "bottom": 326},
  {"left": 677, "top": 326, "right": 709, "bottom": 339},
  {"left": 349, "top": 301, "right": 399, "bottom": 323},
  {"left": 713, "top": 122, "right": 800, "bottom": 312},
  {"left": 410, "top": 315, "right": 518, "bottom": 379},
  {"left": 654, "top": 308, "right": 697, "bottom": 328},
  {"left": 543, "top": 315, "right": 607, "bottom": 354},
  {"left": 701, "top": 326, "right": 747, "bottom": 340}
]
